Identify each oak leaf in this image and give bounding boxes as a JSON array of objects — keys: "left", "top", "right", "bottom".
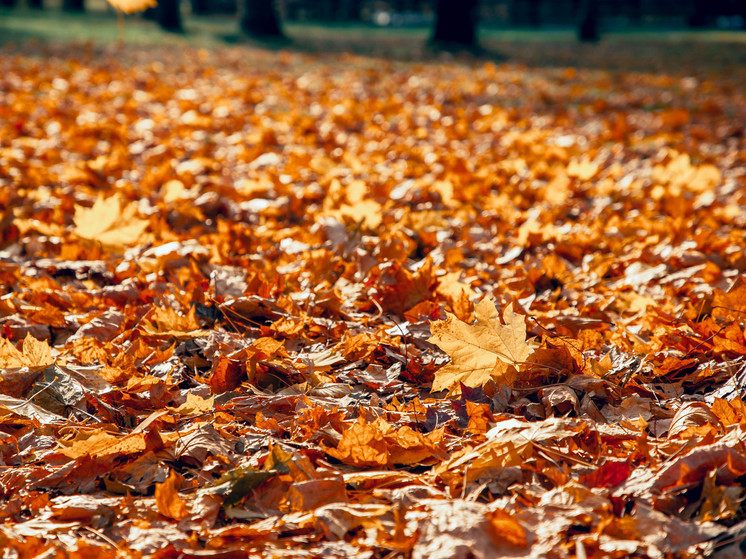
[{"left": 429, "top": 300, "right": 534, "bottom": 394}]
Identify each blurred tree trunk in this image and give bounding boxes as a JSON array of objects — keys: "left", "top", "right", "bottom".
[
  {"left": 29, "top": 0, "right": 44, "bottom": 8},
  {"left": 191, "top": 0, "right": 209, "bottom": 14},
  {"left": 156, "top": 0, "right": 182, "bottom": 31},
  {"left": 510, "top": 0, "right": 541, "bottom": 26},
  {"left": 628, "top": 0, "right": 643, "bottom": 26},
  {"left": 430, "top": 0, "right": 479, "bottom": 50},
  {"left": 0, "top": 0, "right": 17, "bottom": 7},
  {"left": 689, "top": 0, "right": 711, "bottom": 27},
  {"left": 577, "top": 0, "right": 599, "bottom": 41},
  {"left": 63, "top": 0, "right": 84, "bottom": 11},
  {"left": 338, "top": 0, "right": 363, "bottom": 21},
  {"left": 240, "top": 0, "right": 283, "bottom": 39},
  {"left": 325, "top": 0, "right": 362, "bottom": 21}
]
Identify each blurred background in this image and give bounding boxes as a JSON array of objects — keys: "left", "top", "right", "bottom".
[{"left": 1, "top": 0, "right": 745, "bottom": 50}]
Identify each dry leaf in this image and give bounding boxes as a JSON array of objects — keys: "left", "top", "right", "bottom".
[
  {"left": 155, "top": 470, "right": 188, "bottom": 521},
  {"left": 0, "top": 334, "right": 53, "bottom": 369},
  {"left": 429, "top": 300, "right": 534, "bottom": 394},
  {"left": 73, "top": 194, "right": 148, "bottom": 250}
]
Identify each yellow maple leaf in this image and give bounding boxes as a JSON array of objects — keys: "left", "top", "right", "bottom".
[
  {"left": 435, "top": 271, "right": 477, "bottom": 321},
  {"left": 73, "top": 194, "right": 148, "bottom": 250},
  {"left": 170, "top": 392, "right": 214, "bottom": 416},
  {"left": 429, "top": 299, "right": 533, "bottom": 394},
  {"left": 322, "top": 178, "right": 382, "bottom": 229},
  {"left": 141, "top": 306, "right": 202, "bottom": 337},
  {"left": 0, "top": 334, "right": 53, "bottom": 369}
]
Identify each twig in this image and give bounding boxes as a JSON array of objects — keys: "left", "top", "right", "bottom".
[
  {"left": 117, "top": 11, "right": 124, "bottom": 48},
  {"left": 83, "top": 526, "right": 121, "bottom": 550},
  {"left": 9, "top": 375, "right": 57, "bottom": 410}
]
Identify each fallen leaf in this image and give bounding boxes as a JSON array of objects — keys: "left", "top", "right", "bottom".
[
  {"left": 0, "top": 334, "right": 53, "bottom": 369},
  {"left": 429, "top": 300, "right": 534, "bottom": 394},
  {"left": 155, "top": 470, "right": 188, "bottom": 521},
  {"left": 73, "top": 194, "right": 148, "bottom": 250}
]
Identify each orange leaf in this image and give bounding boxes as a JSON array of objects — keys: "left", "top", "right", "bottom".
[
  {"left": 155, "top": 470, "right": 188, "bottom": 521},
  {"left": 210, "top": 357, "right": 246, "bottom": 394},
  {"left": 486, "top": 509, "right": 527, "bottom": 548}
]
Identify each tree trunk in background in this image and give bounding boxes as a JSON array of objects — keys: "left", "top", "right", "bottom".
[
  {"left": 511, "top": 0, "right": 541, "bottom": 26},
  {"left": 240, "top": 0, "right": 283, "bottom": 39},
  {"left": 430, "top": 0, "right": 479, "bottom": 50},
  {"left": 577, "top": 0, "right": 600, "bottom": 41},
  {"left": 157, "top": 0, "right": 182, "bottom": 31},
  {"left": 62, "top": 0, "right": 84, "bottom": 11},
  {"left": 628, "top": 0, "right": 643, "bottom": 26},
  {"left": 323, "top": 0, "right": 362, "bottom": 22},
  {"left": 191, "top": 0, "right": 209, "bottom": 15},
  {"left": 29, "top": 0, "right": 44, "bottom": 8},
  {"left": 0, "top": 0, "right": 17, "bottom": 7},
  {"left": 689, "top": 0, "right": 711, "bottom": 27}
]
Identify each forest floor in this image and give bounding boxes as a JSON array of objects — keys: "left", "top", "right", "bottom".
[{"left": 0, "top": 21, "right": 745, "bottom": 559}]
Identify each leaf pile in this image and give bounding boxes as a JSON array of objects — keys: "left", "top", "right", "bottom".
[{"left": 0, "top": 41, "right": 745, "bottom": 558}]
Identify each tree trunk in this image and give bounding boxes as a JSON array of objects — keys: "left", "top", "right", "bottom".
[
  {"left": 191, "top": 0, "right": 209, "bottom": 15},
  {"left": 240, "top": 0, "right": 283, "bottom": 39},
  {"left": 510, "top": 0, "right": 541, "bottom": 27},
  {"left": 157, "top": 0, "right": 182, "bottom": 31},
  {"left": 577, "top": 0, "right": 600, "bottom": 42},
  {"left": 0, "top": 0, "right": 17, "bottom": 7},
  {"left": 62, "top": 0, "right": 84, "bottom": 11},
  {"left": 689, "top": 0, "right": 711, "bottom": 27},
  {"left": 29, "top": 0, "right": 44, "bottom": 8},
  {"left": 628, "top": 0, "right": 643, "bottom": 26},
  {"left": 430, "top": 0, "right": 479, "bottom": 50}
]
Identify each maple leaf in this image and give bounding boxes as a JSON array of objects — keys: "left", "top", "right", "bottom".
[
  {"left": 429, "top": 300, "right": 534, "bottom": 394},
  {"left": 325, "top": 416, "right": 444, "bottom": 468},
  {"left": 323, "top": 178, "right": 382, "bottom": 229},
  {"left": 155, "top": 470, "right": 188, "bottom": 521},
  {"left": 435, "top": 271, "right": 476, "bottom": 321},
  {"left": 0, "top": 334, "right": 53, "bottom": 369},
  {"left": 73, "top": 194, "right": 148, "bottom": 250}
]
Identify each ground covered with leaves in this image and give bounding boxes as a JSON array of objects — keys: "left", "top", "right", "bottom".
[{"left": 0, "top": 38, "right": 745, "bottom": 558}]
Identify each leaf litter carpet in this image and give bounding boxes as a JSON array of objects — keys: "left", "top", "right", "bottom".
[{"left": 0, "top": 40, "right": 745, "bottom": 558}]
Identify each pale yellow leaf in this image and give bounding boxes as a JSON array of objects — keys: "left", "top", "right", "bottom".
[
  {"left": 170, "top": 392, "right": 215, "bottom": 416},
  {"left": 0, "top": 335, "right": 53, "bottom": 369},
  {"left": 74, "top": 194, "right": 148, "bottom": 250},
  {"left": 0, "top": 337, "right": 26, "bottom": 368},
  {"left": 429, "top": 300, "right": 533, "bottom": 394},
  {"left": 22, "top": 334, "right": 53, "bottom": 369}
]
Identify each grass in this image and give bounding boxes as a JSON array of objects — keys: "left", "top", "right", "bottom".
[{"left": 3, "top": 6, "right": 746, "bottom": 74}]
